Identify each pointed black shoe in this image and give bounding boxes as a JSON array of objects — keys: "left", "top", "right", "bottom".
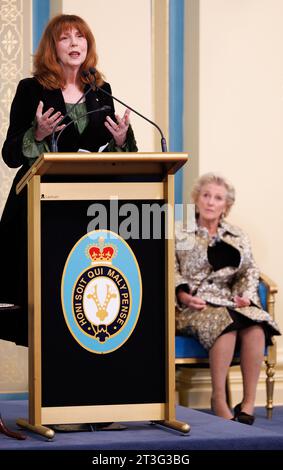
[
  {"left": 234, "top": 402, "right": 255, "bottom": 425},
  {"left": 233, "top": 402, "right": 242, "bottom": 418}
]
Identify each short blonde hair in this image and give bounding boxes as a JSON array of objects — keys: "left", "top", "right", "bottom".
[{"left": 191, "top": 172, "right": 235, "bottom": 216}]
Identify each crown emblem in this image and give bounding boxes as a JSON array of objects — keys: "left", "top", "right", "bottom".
[{"left": 86, "top": 237, "right": 117, "bottom": 265}]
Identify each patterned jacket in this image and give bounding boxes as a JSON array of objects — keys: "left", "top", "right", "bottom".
[{"left": 175, "top": 219, "right": 280, "bottom": 349}]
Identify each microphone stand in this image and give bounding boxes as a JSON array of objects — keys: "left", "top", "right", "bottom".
[{"left": 87, "top": 68, "right": 168, "bottom": 153}]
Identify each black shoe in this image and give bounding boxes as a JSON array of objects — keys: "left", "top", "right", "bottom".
[
  {"left": 234, "top": 403, "right": 255, "bottom": 425},
  {"left": 233, "top": 402, "right": 242, "bottom": 418}
]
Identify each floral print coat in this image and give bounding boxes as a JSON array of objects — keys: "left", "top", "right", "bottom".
[{"left": 175, "top": 220, "right": 280, "bottom": 350}]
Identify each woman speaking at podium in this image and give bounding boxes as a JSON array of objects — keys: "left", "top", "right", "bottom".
[{"left": 0, "top": 14, "right": 138, "bottom": 346}]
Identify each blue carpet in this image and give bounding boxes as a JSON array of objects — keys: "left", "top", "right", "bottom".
[
  {"left": 201, "top": 406, "right": 283, "bottom": 437},
  {"left": 0, "top": 400, "right": 283, "bottom": 451}
]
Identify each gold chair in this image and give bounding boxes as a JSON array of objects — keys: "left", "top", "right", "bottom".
[{"left": 175, "top": 273, "right": 278, "bottom": 418}]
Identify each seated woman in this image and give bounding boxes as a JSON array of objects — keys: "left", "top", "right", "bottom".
[{"left": 175, "top": 173, "right": 281, "bottom": 424}]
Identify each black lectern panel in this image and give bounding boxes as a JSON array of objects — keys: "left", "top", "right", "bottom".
[{"left": 41, "top": 200, "right": 166, "bottom": 407}]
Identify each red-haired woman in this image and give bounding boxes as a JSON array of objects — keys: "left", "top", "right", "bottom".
[{"left": 0, "top": 14, "right": 137, "bottom": 346}]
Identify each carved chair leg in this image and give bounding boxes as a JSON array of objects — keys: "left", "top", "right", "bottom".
[{"left": 265, "top": 359, "right": 275, "bottom": 419}]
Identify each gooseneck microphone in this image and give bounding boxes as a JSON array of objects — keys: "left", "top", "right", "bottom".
[
  {"left": 83, "top": 67, "right": 168, "bottom": 153},
  {"left": 51, "top": 72, "right": 97, "bottom": 152},
  {"left": 55, "top": 105, "right": 111, "bottom": 149}
]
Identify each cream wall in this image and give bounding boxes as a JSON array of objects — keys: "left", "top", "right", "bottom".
[
  {"left": 183, "top": 0, "right": 283, "bottom": 406},
  {"left": 59, "top": 0, "right": 155, "bottom": 152}
]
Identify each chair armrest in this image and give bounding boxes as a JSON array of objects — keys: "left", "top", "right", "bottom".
[
  {"left": 260, "top": 272, "right": 278, "bottom": 295},
  {"left": 260, "top": 272, "right": 277, "bottom": 320}
]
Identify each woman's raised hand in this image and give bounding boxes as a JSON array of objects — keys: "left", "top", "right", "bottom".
[
  {"left": 34, "top": 101, "right": 66, "bottom": 142},
  {"left": 104, "top": 108, "right": 130, "bottom": 147}
]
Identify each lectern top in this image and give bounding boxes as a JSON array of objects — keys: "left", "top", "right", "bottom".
[{"left": 16, "top": 152, "right": 188, "bottom": 194}]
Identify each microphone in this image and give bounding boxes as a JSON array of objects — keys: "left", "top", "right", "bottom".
[
  {"left": 51, "top": 73, "right": 97, "bottom": 152},
  {"left": 84, "top": 67, "right": 168, "bottom": 153},
  {"left": 55, "top": 105, "right": 111, "bottom": 150}
]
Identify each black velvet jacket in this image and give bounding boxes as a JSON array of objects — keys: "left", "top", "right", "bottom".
[{"left": 2, "top": 77, "right": 129, "bottom": 169}]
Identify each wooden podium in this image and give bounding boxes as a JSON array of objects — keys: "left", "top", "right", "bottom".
[{"left": 16, "top": 152, "right": 189, "bottom": 437}]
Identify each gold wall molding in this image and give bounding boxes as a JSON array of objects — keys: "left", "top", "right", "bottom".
[
  {"left": 50, "top": 0, "right": 62, "bottom": 18},
  {"left": 151, "top": 0, "right": 169, "bottom": 152},
  {"left": 0, "top": 0, "right": 32, "bottom": 216}
]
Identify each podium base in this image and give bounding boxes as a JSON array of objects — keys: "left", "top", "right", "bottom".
[
  {"left": 152, "top": 419, "right": 190, "bottom": 434},
  {"left": 16, "top": 418, "right": 55, "bottom": 439},
  {"left": 50, "top": 422, "right": 127, "bottom": 432}
]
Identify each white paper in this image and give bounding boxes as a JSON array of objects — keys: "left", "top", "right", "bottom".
[{"left": 98, "top": 142, "right": 109, "bottom": 152}]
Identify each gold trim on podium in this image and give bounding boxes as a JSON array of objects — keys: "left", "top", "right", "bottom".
[
  {"left": 40, "top": 182, "right": 164, "bottom": 200},
  {"left": 16, "top": 153, "right": 188, "bottom": 194},
  {"left": 28, "top": 175, "right": 42, "bottom": 425},
  {"left": 16, "top": 419, "right": 55, "bottom": 440},
  {"left": 41, "top": 403, "right": 165, "bottom": 425},
  {"left": 164, "top": 174, "right": 176, "bottom": 422}
]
